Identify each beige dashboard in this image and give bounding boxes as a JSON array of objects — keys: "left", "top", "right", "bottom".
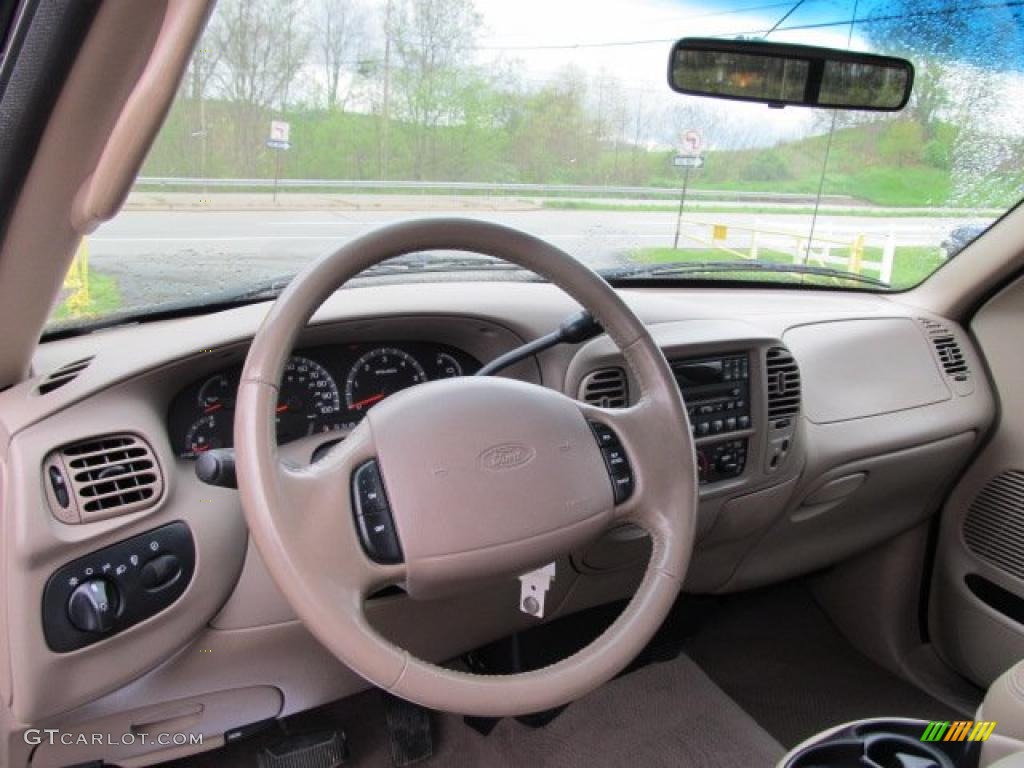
[{"left": 0, "top": 280, "right": 994, "bottom": 767}]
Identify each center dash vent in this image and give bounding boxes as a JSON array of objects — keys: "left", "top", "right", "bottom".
[
  {"left": 765, "top": 346, "right": 801, "bottom": 426},
  {"left": 36, "top": 357, "right": 93, "bottom": 395},
  {"left": 918, "top": 318, "right": 972, "bottom": 395},
  {"left": 44, "top": 434, "right": 163, "bottom": 523},
  {"left": 579, "top": 367, "right": 628, "bottom": 408},
  {"left": 964, "top": 470, "right": 1024, "bottom": 581}
]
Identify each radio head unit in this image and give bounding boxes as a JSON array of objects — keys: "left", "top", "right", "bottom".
[{"left": 671, "top": 353, "right": 751, "bottom": 438}]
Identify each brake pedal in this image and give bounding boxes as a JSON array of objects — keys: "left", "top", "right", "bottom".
[
  {"left": 257, "top": 730, "right": 348, "bottom": 768},
  {"left": 381, "top": 692, "right": 434, "bottom": 766}
]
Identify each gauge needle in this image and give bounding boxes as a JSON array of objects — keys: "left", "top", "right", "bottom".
[
  {"left": 276, "top": 404, "right": 290, "bottom": 413},
  {"left": 204, "top": 403, "right": 223, "bottom": 414},
  {"left": 351, "top": 393, "right": 385, "bottom": 409}
]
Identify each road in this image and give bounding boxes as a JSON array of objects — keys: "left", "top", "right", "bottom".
[{"left": 87, "top": 207, "right": 981, "bottom": 310}]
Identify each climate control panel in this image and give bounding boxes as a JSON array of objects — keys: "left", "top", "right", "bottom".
[
  {"left": 697, "top": 438, "right": 748, "bottom": 485},
  {"left": 42, "top": 522, "right": 196, "bottom": 652}
]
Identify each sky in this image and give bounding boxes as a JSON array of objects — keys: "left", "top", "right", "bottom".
[
  {"left": 453, "top": 0, "right": 1024, "bottom": 147},
  {"left": 470, "top": 0, "right": 889, "bottom": 146}
]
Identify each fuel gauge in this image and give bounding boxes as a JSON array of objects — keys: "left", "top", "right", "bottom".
[
  {"left": 183, "top": 413, "right": 230, "bottom": 457},
  {"left": 198, "top": 374, "right": 234, "bottom": 413},
  {"left": 434, "top": 352, "right": 463, "bottom": 378}
]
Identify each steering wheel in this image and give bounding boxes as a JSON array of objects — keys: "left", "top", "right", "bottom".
[{"left": 235, "top": 218, "right": 697, "bottom": 717}]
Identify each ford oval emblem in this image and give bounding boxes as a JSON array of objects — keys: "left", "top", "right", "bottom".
[{"left": 479, "top": 443, "right": 536, "bottom": 471}]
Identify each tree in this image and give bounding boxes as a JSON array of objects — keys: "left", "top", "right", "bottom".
[
  {"left": 879, "top": 120, "right": 924, "bottom": 167},
  {"left": 312, "top": 0, "right": 368, "bottom": 111},
  {"left": 387, "top": 0, "right": 482, "bottom": 178},
  {"left": 211, "top": 0, "right": 309, "bottom": 172}
]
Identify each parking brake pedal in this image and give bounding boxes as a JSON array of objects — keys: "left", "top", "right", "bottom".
[
  {"left": 381, "top": 692, "right": 434, "bottom": 766},
  {"left": 257, "top": 730, "right": 347, "bottom": 768}
]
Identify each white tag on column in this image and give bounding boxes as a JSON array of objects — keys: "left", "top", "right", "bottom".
[{"left": 519, "top": 562, "right": 556, "bottom": 618}]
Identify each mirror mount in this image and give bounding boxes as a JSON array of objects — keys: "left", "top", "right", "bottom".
[{"left": 668, "top": 37, "right": 914, "bottom": 112}]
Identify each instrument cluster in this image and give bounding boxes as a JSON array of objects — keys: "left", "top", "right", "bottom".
[{"left": 167, "top": 342, "right": 479, "bottom": 458}]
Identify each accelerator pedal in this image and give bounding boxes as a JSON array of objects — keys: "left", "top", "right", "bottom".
[
  {"left": 381, "top": 692, "right": 434, "bottom": 766},
  {"left": 257, "top": 730, "right": 348, "bottom": 768}
]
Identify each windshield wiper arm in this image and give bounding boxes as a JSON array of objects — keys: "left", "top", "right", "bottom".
[{"left": 601, "top": 259, "right": 890, "bottom": 288}]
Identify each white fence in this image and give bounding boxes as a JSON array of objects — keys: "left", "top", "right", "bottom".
[{"left": 679, "top": 219, "right": 895, "bottom": 284}]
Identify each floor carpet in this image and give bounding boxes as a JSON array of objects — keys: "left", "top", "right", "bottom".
[
  {"left": 684, "top": 582, "right": 968, "bottom": 748},
  {"left": 163, "top": 654, "right": 784, "bottom": 768}
]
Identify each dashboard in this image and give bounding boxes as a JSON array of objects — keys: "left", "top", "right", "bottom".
[
  {"left": 2, "top": 281, "right": 995, "bottom": 753},
  {"left": 165, "top": 341, "right": 479, "bottom": 458}
]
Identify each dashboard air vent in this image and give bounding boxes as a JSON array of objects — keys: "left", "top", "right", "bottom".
[
  {"left": 918, "top": 318, "right": 971, "bottom": 392},
  {"left": 579, "top": 367, "right": 628, "bottom": 408},
  {"left": 37, "top": 357, "right": 93, "bottom": 395},
  {"left": 964, "top": 470, "right": 1024, "bottom": 581},
  {"left": 765, "top": 346, "right": 801, "bottom": 425},
  {"left": 49, "top": 434, "right": 163, "bottom": 521}
]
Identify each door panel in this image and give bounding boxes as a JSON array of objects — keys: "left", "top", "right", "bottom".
[{"left": 931, "top": 273, "right": 1024, "bottom": 686}]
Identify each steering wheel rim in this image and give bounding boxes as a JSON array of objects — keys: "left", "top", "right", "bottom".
[{"left": 235, "top": 218, "right": 697, "bottom": 717}]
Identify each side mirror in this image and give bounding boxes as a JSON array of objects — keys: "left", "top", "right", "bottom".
[{"left": 668, "top": 37, "right": 914, "bottom": 111}]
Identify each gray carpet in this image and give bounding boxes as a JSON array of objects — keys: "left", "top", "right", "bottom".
[
  {"left": 164, "top": 654, "right": 785, "bottom": 767},
  {"left": 684, "top": 582, "right": 969, "bottom": 749}
]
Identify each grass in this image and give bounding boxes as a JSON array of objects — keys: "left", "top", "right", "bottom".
[
  {"left": 52, "top": 272, "right": 122, "bottom": 321},
  {"left": 632, "top": 245, "right": 944, "bottom": 290},
  {"left": 541, "top": 199, "right": 999, "bottom": 217}
]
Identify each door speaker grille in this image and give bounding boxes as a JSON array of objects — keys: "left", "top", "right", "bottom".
[{"left": 964, "top": 470, "right": 1024, "bottom": 580}]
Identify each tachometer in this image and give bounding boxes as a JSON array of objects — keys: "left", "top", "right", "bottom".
[
  {"left": 345, "top": 347, "right": 427, "bottom": 411},
  {"left": 275, "top": 356, "right": 341, "bottom": 442}
]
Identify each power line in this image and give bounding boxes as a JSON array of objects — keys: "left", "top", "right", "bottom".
[
  {"left": 724, "top": 0, "right": 1024, "bottom": 38},
  {"left": 763, "top": 0, "right": 808, "bottom": 37},
  {"left": 467, "top": 0, "right": 1024, "bottom": 52},
  {"left": 471, "top": 0, "right": 823, "bottom": 51}
]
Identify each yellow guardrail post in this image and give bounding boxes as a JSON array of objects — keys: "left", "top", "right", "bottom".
[
  {"left": 63, "top": 237, "right": 91, "bottom": 315},
  {"left": 849, "top": 233, "right": 865, "bottom": 275}
]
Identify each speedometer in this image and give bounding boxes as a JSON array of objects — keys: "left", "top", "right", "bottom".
[
  {"left": 275, "top": 356, "right": 341, "bottom": 442},
  {"left": 345, "top": 347, "right": 427, "bottom": 411}
]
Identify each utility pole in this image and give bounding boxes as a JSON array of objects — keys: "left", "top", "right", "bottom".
[{"left": 379, "top": 0, "right": 392, "bottom": 179}]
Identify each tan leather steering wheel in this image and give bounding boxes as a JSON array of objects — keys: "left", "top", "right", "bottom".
[{"left": 235, "top": 218, "right": 697, "bottom": 716}]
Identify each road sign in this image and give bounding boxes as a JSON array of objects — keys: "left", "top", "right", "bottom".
[
  {"left": 270, "top": 120, "right": 290, "bottom": 143},
  {"left": 265, "top": 139, "right": 291, "bottom": 151},
  {"left": 681, "top": 129, "right": 703, "bottom": 156},
  {"left": 673, "top": 155, "right": 704, "bottom": 169}
]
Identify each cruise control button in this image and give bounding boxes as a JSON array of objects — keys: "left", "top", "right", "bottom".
[
  {"left": 602, "top": 446, "right": 628, "bottom": 471},
  {"left": 611, "top": 471, "right": 633, "bottom": 503},
  {"left": 589, "top": 422, "right": 620, "bottom": 448},
  {"left": 356, "top": 508, "right": 403, "bottom": 564},
  {"left": 351, "top": 460, "right": 403, "bottom": 564}
]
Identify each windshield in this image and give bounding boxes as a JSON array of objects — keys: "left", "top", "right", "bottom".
[{"left": 47, "top": 0, "right": 1024, "bottom": 332}]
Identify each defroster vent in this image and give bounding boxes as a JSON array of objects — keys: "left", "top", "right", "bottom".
[
  {"left": 919, "top": 317, "right": 972, "bottom": 395},
  {"left": 36, "top": 357, "right": 93, "bottom": 395}
]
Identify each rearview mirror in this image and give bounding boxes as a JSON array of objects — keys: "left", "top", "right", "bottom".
[{"left": 668, "top": 38, "right": 914, "bottom": 111}]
